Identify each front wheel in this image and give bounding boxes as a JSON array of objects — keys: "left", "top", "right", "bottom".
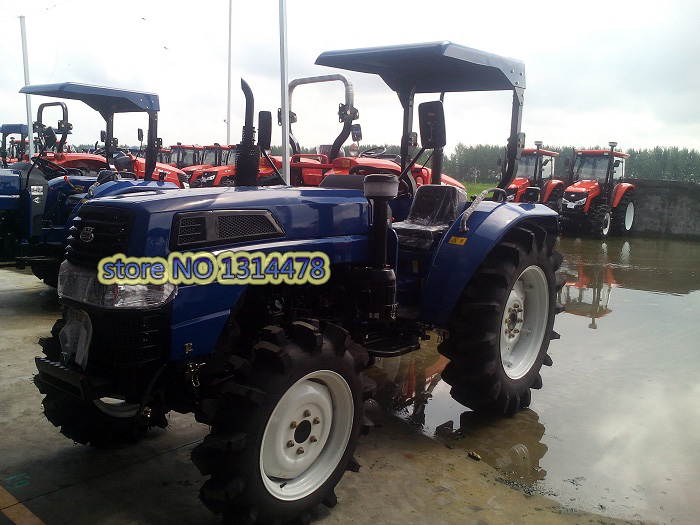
[
  {"left": 439, "top": 224, "right": 562, "bottom": 416},
  {"left": 192, "top": 321, "right": 371, "bottom": 524},
  {"left": 589, "top": 204, "right": 612, "bottom": 239}
]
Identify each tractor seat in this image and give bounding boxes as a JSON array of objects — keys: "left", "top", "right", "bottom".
[{"left": 393, "top": 185, "right": 467, "bottom": 250}]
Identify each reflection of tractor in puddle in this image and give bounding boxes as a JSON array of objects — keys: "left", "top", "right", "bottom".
[
  {"left": 559, "top": 262, "right": 617, "bottom": 329},
  {"left": 367, "top": 343, "right": 548, "bottom": 485}
]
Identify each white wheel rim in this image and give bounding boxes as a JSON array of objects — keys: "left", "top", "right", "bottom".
[
  {"left": 260, "top": 370, "right": 354, "bottom": 501},
  {"left": 602, "top": 212, "right": 611, "bottom": 236},
  {"left": 624, "top": 202, "right": 634, "bottom": 230},
  {"left": 93, "top": 397, "right": 140, "bottom": 418},
  {"left": 500, "top": 265, "right": 549, "bottom": 380}
]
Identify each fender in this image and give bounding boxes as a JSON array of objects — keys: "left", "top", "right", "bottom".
[
  {"left": 611, "top": 183, "right": 634, "bottom": 208},
  {"left": 541, "top": 179, "right": 564, "bottom": 202},
  {"left": 420, "top": 201, "right": 559, "bottom": 325}
]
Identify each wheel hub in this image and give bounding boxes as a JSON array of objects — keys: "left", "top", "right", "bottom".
[
  {"left": 499, "top": 265, "right": 549, "bottom": 380},
  {"left": 260, "top": 370, "right": 354, "bottom": 501}
]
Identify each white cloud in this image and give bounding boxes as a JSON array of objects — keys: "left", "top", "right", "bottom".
[{"left": 1, "top": 0, "right": 698, "bottom": 150}]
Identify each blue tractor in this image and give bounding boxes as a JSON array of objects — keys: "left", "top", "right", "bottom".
[
  {"left": 0, "top": 83, "right": 183, "bottom": 286},
  {"left": 34, "top": 42, "right": 563, "bottom": 524}
]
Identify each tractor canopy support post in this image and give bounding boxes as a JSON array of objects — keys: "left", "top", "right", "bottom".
[
  {"left": 499, "top": 87, "right": 525, "bottom": 189},
  {"left": 398, "top": 86, "right": 416, "bottom": 172},
  {"left": 144, "top": 111, "right": 158, "bottom": 181}
]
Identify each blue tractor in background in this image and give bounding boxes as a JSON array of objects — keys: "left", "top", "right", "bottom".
[
  {"left": 0, "top": 83, "right": 184, "bottom": 286},
  {"left": 34, "top": 42, "right": 563, "bottom": 524}
]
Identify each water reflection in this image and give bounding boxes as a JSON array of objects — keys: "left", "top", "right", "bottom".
[
  {"left": 367, "top": 344, "right": 549, "bottom": 485},
  {"left": 366, "top": 236, "right": 700, "bottom": 523}
]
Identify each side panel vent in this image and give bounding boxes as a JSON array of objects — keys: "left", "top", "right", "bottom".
[
  {"left": 171, "top": 210, "right": 284, "bottom": 250},
  {"left": 177, "top": 216, "right": 206, "bottom": 246}
]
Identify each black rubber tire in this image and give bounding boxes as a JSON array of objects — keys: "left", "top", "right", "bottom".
[
  {"left": 31, "top": 262, "right": 60, "bottom": 288},
  {"left": 34, "top": 321, "right": 168, "bottom": 447},
  {"left": 192, "top": 321, "right": 370, "bottom": 524},
  {"left": 438, "top": 224, "right": 563, "bottom": 416},
  {"left": 544, "top": 187, "right": 563, "bottom": 212},
  {"left": 611, "top": 192, "right": 635, "bottom": 236},
  {"left": 588, "top": 204, "right": 611, "bottom": 239}
]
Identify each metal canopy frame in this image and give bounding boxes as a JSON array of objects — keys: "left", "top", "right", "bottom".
[
  {"left": 316, "top": 41, "right": 526, "bottom": 188},
  {"left": 19, "top": 83, "right": 160, "bottom": 179}
]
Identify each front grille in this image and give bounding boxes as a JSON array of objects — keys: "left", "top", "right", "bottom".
[
  {"left": 66, "top": 205, "right": 133, "bottom": 267},
  {"left": 216, "top": 214, "right": 279, "bottom": 240},
  {"left": 87, "top": 309, "right": 169, "bottom": 367}
]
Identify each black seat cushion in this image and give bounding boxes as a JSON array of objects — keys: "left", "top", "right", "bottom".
[{"left": 393, "top": 185, "right": 467, "bottom": 250}]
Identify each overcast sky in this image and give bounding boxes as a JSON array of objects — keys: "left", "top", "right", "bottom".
[{"left": 1, "top": 0, "right": 699, "bottom": 154}]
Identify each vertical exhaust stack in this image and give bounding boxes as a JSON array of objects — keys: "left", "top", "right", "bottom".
[{"left": 235, "top": 79, "right": 260, "bottom": 187}]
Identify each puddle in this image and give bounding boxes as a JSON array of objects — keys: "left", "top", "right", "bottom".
[{"left": 367, "top": 236, "right": 700, "bottom": 524}]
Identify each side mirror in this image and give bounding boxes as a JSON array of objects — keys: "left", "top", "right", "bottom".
[
  {"left": 542, "top": 158, "right": 550, "bottom": 167},
  {"left": 111, "top": 138, "right": 119, "bottom": 148},
  {"left": 614, "top": 159, "right": 621, "bottom": 167},
  {"left": 258, "top": 111, "right": 272, "bottom": 151},
  {"left": 100, "top": 130, "right": 106, "bottom": 143},
  {"left": 407, "top": 131, "right": 418, "bottom": 149},
  {"left": 42, "top": 127, "right": 57, "bottom": 149},
  {"left": 351, "top": 123, "right": 362, "bottom": 142},
  {"left": 138, "top": 128, "right": 144, "bottom": 142},
  {"left": 418, "top": 101, "right": 446, "bottom": 149}
]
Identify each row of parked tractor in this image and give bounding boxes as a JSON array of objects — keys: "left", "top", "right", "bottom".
[
  {"left": 0, "top": 42, "right": 569, "bottom": 524},
  {"left": 505, "top": 141, "right": 635, "bottom": 239}
]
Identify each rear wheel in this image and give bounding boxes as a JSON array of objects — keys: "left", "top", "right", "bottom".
[
  {"left": 588, "top": 204, "right": 611, "bottom": 239},
  {"left": 438, "top": 224, "right": 562, "bottom": 416},
  {"left": 192, "top": 321, "right": 371, "bottom": 524},
  {"left": 612, "top": 193, "right": 635, "bottom": 236}
]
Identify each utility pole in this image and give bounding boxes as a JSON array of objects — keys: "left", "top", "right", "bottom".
[
  {"left": 278, "top": 0, "right": 290, "bottom": 184},
  {"left": 226, "top": 0, "right": 232, "bottom": 145},
  {"left": 19, "top": 15, "right": 34, "bottom": 158}
]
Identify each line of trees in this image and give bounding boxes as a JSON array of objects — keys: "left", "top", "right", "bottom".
[
  {"left": 72, "top": 141, "right": 700, "bottom": 183},
  {"left": 337, "top": 143, "right": 700, "bottom": 184}
]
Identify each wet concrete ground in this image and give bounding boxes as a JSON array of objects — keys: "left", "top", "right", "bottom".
[
  {"left": 1, "top": 235, "right": 697, "bottom": 524},
  {"left": 367, "top": 236, "right": 700, "bottom": 524}
]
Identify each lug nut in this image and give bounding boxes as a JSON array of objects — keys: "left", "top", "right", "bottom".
[
  {"left": 303, "top": 410, "right": 311, "bottom": 417},
  {"left": 313, "top": 417, "right": 320, "bottom": 424},
  {"left": 290, "top": 421, "right": 297, "bottom": 429},
  {"left": 310, "top": 435, "right": 317, "bottom": 443},
  {"left": 287, "top": 440, "right": 294, "bottom": 448},
  {"left": 296, "top": 447, "right": 304, "bottom": 455}
]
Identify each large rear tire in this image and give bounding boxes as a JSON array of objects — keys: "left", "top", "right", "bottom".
[
  {"left": 438, "top": 224, "right": 562, "bottom": 416},
  {"left": 192, "top": 321, "right": 371, "bottom": 524},
  {"left": 612, "top": 192, "right": 635, "bottom": 236}
]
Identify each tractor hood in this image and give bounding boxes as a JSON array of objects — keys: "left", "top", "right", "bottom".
[
  {"left": 508, "top": 177, "right": 530, "bottom": 190},
  {"left": 82, "top": 186, "right": 370, "bottom": 257},
  {"left": 566, "top": 180, "right": 599, "bottom": 193}
]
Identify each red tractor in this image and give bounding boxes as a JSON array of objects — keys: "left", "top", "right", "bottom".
[
  {"left": 505, "top": 141, "right": 564, "bottom": 209},
  {"left": 560, "top": 142, "right": 635, "bottom": 238}
]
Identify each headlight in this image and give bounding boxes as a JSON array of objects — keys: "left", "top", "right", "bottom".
[{"left": 58, "top": 260, "right": 177, "bottom": 309}]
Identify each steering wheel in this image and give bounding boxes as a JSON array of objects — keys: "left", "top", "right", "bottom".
[
  {"left": 359, "top": 146, "right": 387, "bottom": 158},
  {"left": 35, "top": 156, "right": 69, "bottom": 178}
]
